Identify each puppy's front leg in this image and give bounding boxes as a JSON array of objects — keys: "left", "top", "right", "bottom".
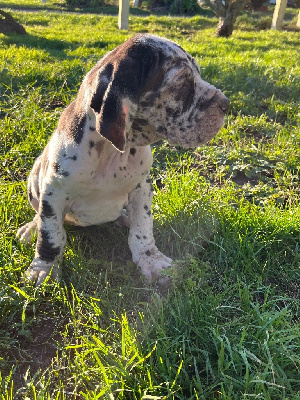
[
  {"left": 26, "top": 187, "right": 66, "bottom": 285},
  {"left": 127, "top": 176, "right": 172, "bottom": 285}
]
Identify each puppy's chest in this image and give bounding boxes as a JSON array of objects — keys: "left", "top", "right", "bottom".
[
  {"left": 53, "top": 140, "right": 152, "bottom": 225},
  {"left": 70, "top": 142, "right": 150, "bottom": 192}
]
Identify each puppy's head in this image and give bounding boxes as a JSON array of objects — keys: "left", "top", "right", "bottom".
[{"left": 83, "top": 34, "right": 229, "bottom": 151}]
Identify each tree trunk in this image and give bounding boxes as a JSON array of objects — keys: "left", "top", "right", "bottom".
[
  {"left": 0, "top": 10, "right": 26, "bottom": 35},
  {"left": 216, "top": 0, "right": 248, "bottom": 37},
  {"left": 216, "top": 13, "right": 236, "bottom": 37}
]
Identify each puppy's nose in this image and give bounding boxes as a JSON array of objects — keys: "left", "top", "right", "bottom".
[{"left": 218, "top": 96, "right": 230, "bottom": 114}]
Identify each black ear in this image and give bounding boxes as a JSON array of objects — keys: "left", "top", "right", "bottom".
[
  {"left": 89, "top": 62, "right": 128, "bottom": 152},
  {"left": 90, "top": 63, "right": 114, "bottom": 115},
  {"left": 89, "top": 40, "right": 164, "bottom": 152}
]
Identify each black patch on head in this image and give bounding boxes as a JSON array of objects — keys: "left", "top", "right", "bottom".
[
  {"left": 37, "top": 229, "right": 60, "bottom": 262},
  {"left": 116, "top": 42, "right": 165, "bottom": 101},
  {"left": 130, "top": 147, "right": 136, "bottom": 156},
  {"left": 145, "top": 250, "right": 151, "bottom": 256},
  {"left": 41, "top": 200, "right": 55, "bottom": 218}
]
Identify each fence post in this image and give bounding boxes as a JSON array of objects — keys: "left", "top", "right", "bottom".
[
  {"left": 271, "top": 0, "right": 288, "bottom": 29},
  {"left": 118, "top": 0, "right": 130, "bottom": 29}
]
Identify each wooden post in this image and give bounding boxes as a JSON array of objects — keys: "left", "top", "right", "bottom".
[
  {"left": 271, "top": 0, "right": 288, "bottom": 29},
  {"left": 296, "top": 10, "right": 300, "bottom": 29},
  {"left": 118, "top": 0, "right": 130, "bottom": 30}
]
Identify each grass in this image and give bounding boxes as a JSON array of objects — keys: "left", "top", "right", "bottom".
[{"left": 0, "top": 4, "right": 299, "bottom": 399}]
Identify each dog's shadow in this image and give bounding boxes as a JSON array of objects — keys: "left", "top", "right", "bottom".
[
  {"left": 62, "top": 205, "right": 216, "bottom": 291},
  {"left": 63, "top": 223, "right": 138, "bottom": 289}
]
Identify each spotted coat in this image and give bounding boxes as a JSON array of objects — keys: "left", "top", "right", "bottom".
[{"left": 17, "top": 34, "right": 229, "bottom": 286}]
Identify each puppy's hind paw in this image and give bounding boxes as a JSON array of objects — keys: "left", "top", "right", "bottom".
[
  {"left": 16, "top": 218, "right": 38, "bottom": 244},
  {"left": 25, "top": 259, "right": 58, "bottom": 286}
]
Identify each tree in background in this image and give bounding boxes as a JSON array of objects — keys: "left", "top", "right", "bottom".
[{"left": 199, "top": 0, "right": 249, "bottom": 36}]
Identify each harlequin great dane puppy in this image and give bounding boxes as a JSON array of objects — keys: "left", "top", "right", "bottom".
[{"left": 17, "top": 33, "right": 229, "bottom": 286}]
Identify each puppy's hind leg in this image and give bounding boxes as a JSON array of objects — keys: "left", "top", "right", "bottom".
[
  {"left": 115, "top": 208, "right": 130, "bottom": 229},
  {"left": 16, "top": 214, "right": 38, "bottom": 244},
  {"left": 17, "top": 154, "right": 41, "bottom": 244}
]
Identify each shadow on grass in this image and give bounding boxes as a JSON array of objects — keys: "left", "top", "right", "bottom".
[
  {"left": 0, "top": 2, "right": 216, "bottom": 16},
  {"left": 1, "top": 32, "right": 111, "bottom": 57},
  {"left": 0, "top": 3, "right": 151, "bottom": 16}
]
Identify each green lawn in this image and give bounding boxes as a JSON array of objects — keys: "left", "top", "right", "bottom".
[{"left": 0, "top": 5, "right": 299, "bottom": 399}]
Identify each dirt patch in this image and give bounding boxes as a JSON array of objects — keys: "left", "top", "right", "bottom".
[
  {"left": 231, "top": 170, "right": 259, "bottom": 186},
  {"left": 5, "top": 317, "right": 61, "bottom": 392}
]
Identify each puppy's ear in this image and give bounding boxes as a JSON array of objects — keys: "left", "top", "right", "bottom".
[
  {"left": 89, "top": 42, "right": 163, "bottom": 152},
  {"left": 89, "top": 63, "right": 128, "bottom": 152}
]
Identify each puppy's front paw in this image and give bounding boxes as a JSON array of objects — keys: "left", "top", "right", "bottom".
[
  {"left": 16, "top": 219, "right": 37, "bottom": 244},
  {"left": 137, "top": 249, "right": 172, "bottom": 285},
  {"left": 25, "top": 259, "right": 58, "bottom": 286}
]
